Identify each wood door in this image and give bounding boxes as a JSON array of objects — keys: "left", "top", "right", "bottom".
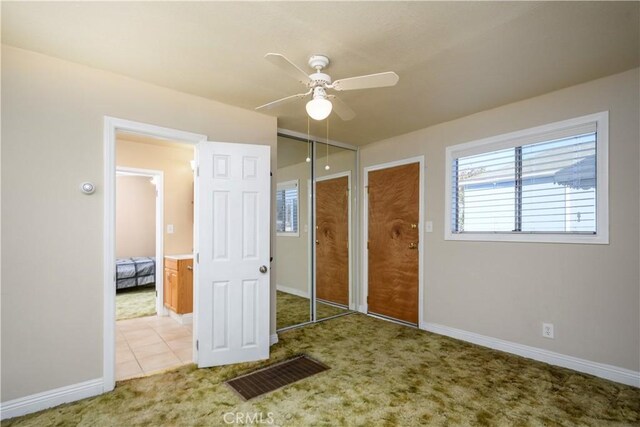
[
  {"left": 169, "top": 270, "right": 178, "bottom": 310},
  {"left": 316, "top": 175, "right": 349, "bottom": 306},
  {"left": 196, "top": 141, "right": 271, "bottom": 367},
  {"left": 164, "top": 269, "right": 174, "bottom": 310},
  {"left": 368, "top": 163, "right": 420, "bottom": 324}
]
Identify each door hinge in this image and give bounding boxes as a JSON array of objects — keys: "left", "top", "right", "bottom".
[
  {"left": 367, "top": 296, "right": 369, "bottom": 304},
  {"left": 196, "top": 166, "right": 200, "bottom": 177},
  {"left": 196, "top": 253, "right": 199, "bottom": 263},
  {"left": 366, "top": 186, "right": 369, "bottom": 194},
  {"left": 196, "top": 340, "right": 199, "bottom": 351},
  {"left": 367, "top": 241, "right": 370, "bottom": 249},
  {"left": 155, "top": 290, "right": 158, "bottom": 297}
]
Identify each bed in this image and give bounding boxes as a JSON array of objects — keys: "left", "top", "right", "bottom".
[{"left": 116, "top": 257, "right": 156, "bottom": 291}]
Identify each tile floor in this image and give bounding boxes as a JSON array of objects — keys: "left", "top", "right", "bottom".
[{"left": 116, "top": 315, "right": 193, "bottom": 381}]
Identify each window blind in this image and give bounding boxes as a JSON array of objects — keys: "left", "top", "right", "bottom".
[{"left": 452, "top": 129, "right": 597, "bottom": 234}]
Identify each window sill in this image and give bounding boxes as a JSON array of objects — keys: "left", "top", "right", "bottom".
[{"left": 445, "top": 231, "right": 608, "bottom": 245}]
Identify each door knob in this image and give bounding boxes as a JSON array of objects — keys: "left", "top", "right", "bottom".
[
  {"left": 259, "top": 265, "right": 268, "bottom": 274},
  {"left": 409, "top": 242, "right": 418, "bottom": 249}
]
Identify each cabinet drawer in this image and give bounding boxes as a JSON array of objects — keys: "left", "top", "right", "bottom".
[{"left": 164, "top": 258, "right": 178, "bottom": 271}]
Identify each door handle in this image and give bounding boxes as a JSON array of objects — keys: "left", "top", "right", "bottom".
[
  {"left": 409, "top": 242, "right": 418, "bottom": 249},
  {"left": 316, "top": 240, "right": 320, "bottom": 245},
  {"left": 259, "top": 265, "right": 268, "bottom": 274},
  {"left": 186, "top": 265, "right": 193, "bottom": 271}
]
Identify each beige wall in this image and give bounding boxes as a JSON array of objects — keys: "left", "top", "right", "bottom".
[
  {"left": 115, "top": 175, "right": 156, "bottom": 258},
  {"left": 1, "top": 45, "right": 277, "bottom": 402},
  {"left": 117, "top": 139, "right": 195, "bottom": 256},
  {"left": 359, "top": 68, "right": 640, "bottom": 371}
]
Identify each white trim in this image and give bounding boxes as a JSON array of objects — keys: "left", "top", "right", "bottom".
[
  {"left": 277, "top": 128, "right": 358, "bottom": 151},
  {"left": 358, "top": 304, "right": 367, "bottom": 314},
  {"left": 422, "top": 322, "right": 639, "bottom": 387},
  {"left": 167, "top": 310, "right": 193, "bottom": 325},
  {"left": 362, "top": 156, "right": 425, "bottom": 327},
  {"left": 0, "top": 378, "right": 103, "bottom": 420},
  {"left": 277, "top": 284, "right": 309, "bottom": 299},
  {"left": 104, "top": 117, "right": 206, "bottom": 393},
  {"left": 444, "top": 111, "right": 609, "bottom": 244},
  {"left": 116, "top": 166, "right": 165, "bottom": 316},
  {"left": 270, "top": 333, "right": 279, "bottom": 346},
  {"left": 276, "top": 179, "right": 300, "bottom": 237},
  {"left": 316, "top": 170, "right": 353, "bottom": 313}
]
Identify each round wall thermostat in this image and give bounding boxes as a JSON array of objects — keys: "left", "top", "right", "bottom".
[{"left": 80, "top": 182, "right": 96, "bottom": 194}]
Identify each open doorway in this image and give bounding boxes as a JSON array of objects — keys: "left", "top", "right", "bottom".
[{"left": 114, "top": 131, "right": 195, "bottom": 381}]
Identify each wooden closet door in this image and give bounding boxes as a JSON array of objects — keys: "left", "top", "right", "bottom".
[
  {"left": 316, "top": 176, "right": 349, "bottom": 306},
  {"left": 368, "top": 163, "right": 419, "bottom": 324}
]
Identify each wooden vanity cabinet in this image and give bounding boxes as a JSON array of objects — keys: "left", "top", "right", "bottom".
[{"left": 163, "top": 257, "right": 193, "bottom": 314}]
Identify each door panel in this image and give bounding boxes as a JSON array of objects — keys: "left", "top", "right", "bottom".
[
  {"left": 368, "top": 163, "right": 420, "bottom": 324},
  {"left": 197, "top": 141, "right": 270, "bottom": 367},
  {"left": 316, "top": 175, "right": 349, "bottom": 306}
]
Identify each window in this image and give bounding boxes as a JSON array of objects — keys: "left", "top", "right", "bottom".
[
  {"left": 445, "top": 112, "right": 608, "bottom": 244},
  {"left": 276, "top": 180, "right": 299, "bottom": 236}
]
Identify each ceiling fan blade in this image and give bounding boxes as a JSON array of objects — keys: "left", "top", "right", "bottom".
[
  {"left": 255, "top": 90, "right": 311, "bottom": 111},
  {"left": 328, "top": 95, "right": 356, "bottom": 121},
  {"left": 332, "top": 71, "right": 399, "bottom": 91},
  {"left": 265, "top": 53, "right": 312, "bottom": 85}
]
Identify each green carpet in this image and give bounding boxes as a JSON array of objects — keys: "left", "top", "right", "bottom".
[
  {"left": 4, "top": 314, "right": 638, "bottom": 426},
  {"left": 116, "top": 286, "right": 156, "bottom": 321},
  {"left": 277, "top": 290, "right": 348, "bottom": 330}
]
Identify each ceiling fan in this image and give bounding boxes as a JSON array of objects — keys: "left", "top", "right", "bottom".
[{"left": 256, "top": 53, "right": 399, "bottom": 121}]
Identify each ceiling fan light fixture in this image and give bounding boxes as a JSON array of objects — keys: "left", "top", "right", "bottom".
[{"left": 306, "top": 97, "right": 332, "bottom": 121}]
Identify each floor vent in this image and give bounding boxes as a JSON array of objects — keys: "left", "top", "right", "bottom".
[{"left": 226, "top": 355, "right": 329, "bottom": 400}]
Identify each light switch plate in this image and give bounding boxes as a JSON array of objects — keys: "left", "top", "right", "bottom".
[
  {"left": 425, "top": 221, "right": 433, "bottom": 232},
  {"left": 167, "top": 224, "right": 174, "bottom": 234}
]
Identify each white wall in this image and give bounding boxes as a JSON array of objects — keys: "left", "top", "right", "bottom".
[
  {"left": 1, "top": 45, "right": 277, "bottom": 402},
  {"left": 360, "top": 68, "right": 640, "bottom": 372}
]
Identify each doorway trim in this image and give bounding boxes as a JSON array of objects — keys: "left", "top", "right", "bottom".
[
  {"left": 115, "top": 167, "right": 165, "bottom": 316},
  {"left": 315, "top": 170, "right": 353, "bottom": 311},
  {"left": 104, "top": 116, "right": 206, "bottom": 392},
  {"left": 361, "top": 156, "right": 425, "bottom": 327}
]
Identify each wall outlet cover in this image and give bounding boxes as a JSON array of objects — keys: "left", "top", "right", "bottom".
[{"left": 542, "top": 323, "right": 554, "bottom": 339}]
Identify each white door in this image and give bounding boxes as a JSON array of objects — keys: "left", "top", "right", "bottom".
[{"left": 196, "top": 141, "right": 271, "bottom": 367}]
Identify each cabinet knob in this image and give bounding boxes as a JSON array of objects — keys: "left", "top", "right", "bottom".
[{"left": 187, "top": 265, "right": 193, "bottom": 271}]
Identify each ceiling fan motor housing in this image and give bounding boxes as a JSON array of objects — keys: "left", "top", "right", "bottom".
[{"left": 309, "top": 72, "right": 332, "bottom": 88}]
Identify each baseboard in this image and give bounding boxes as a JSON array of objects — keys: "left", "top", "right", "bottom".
[
  {"left": 168, "top": 310, "right": 192, "bottom": 325},
  {"left": 270, "top": 333, "right": 279, "bottom": 346},
  {"left": 421, "top": 322, "right": 640, "bottom": 388},
  {"left": 0, "top": 378, "right": 103, "bottom": 420},
  {"left": 358, "top": 304, "right": 367, "bottom": 314},
  {"left": 276, "top": 284, "right": 309, "bottom": 299}
]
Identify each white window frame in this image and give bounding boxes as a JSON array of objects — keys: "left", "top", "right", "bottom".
[
  {"left": 276, "top": 179, "right": 300, "bottom": 237},
  {"left": 444, "top": 111, "right": 609, "bottom": 244}
]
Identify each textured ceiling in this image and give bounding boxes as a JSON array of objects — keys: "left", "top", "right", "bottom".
[{"left": 3, "top": 2, "right": 638, "bottom": 145}]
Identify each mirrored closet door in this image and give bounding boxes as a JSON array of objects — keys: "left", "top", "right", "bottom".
[
  {"left": 275, "top": 133, "right": 357, "bottom": 332},
  {"left": 276, "top": 135, "right": 312, "bottom": 330},
  {"left": 314, "top": 142, "right": 356, "bottom": 321}
]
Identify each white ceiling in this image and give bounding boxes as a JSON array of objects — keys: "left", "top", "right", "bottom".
[{"left": 3, "top": 2, "right": 638, "bottom": 145}]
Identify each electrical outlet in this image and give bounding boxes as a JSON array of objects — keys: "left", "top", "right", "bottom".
[
  {"left": 542, "top": 323, "right": 554, "bottom": 339},
  {"left": 425, "top": 221, "right": 433, "bottom": 233}
]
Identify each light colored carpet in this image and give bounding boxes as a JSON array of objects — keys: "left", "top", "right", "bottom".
[
  {"left": 3, "top": 314, "right": 638, "bottom": 426},
  {"left": 116, "top": 287, "right": 156, "bottom": 321},
  {"left": 276, "top": 290, "right": 348, "bottom": 330}
]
